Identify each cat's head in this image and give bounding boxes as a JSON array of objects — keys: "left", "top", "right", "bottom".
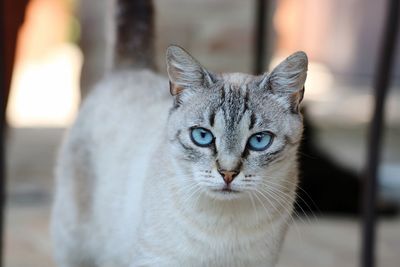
[{"left": 165, "top": 45, "right": 307, "bottom": 201}]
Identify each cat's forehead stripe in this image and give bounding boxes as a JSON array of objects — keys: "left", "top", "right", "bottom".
[
  {"left": 220, "top": 73, "right": 256, "bottom": 86},
  {"left": 202, "top": 82, "right": 254, "bottom": 132},
  {"left": 212, "top": 83, "right": 253, "bottom": 137},
  {"left": 208, "top": 109, "right": 215, "bottom": 127},
  {"left": 222, "top": 84, "right": 244, "bottom": 129},
  {"left": 249, "top": 112, "right": 256, "bottom": 130}
]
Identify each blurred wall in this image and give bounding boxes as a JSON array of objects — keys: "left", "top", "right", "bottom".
[{"left": 275, "top": 0, "right": 400, "bottom": 85}]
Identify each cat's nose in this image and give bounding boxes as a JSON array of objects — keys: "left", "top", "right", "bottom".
[{"left": 217, "top": 169, "right": 239, "bottom": 185}]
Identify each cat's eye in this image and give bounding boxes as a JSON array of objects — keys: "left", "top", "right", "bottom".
[
  {"left": 190, "top": 127, "right": 214, "bottom": 147},
  {"left": 247, "top": 132, "right": 273, "bottom": 151}
]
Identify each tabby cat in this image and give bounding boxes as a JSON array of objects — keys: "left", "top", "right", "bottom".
[{"left": 51, "top": 1, "right": 308, "bottom": 266}]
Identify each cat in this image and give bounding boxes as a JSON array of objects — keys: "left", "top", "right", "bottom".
[{"left": 51, "top": 1, "right": 308, "bottom": 266}]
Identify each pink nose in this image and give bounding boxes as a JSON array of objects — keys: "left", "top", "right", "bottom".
[{"left": 217, "top": 170, "right": 239, "bottom": 185}]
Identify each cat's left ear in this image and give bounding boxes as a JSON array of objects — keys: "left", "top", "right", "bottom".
[
  {"left": 259, "top": 51, "right": 308, "bottom": 113},
  {"left": 166, "top": 45, "right": 215, "bottom": 96}
]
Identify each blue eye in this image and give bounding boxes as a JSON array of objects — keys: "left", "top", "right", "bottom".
[
  {"left": 247, "top": 132, "right": 273, "bottom": 151},
  {"left": 190, "top": 127, "right": 214, "bottom": 147}
]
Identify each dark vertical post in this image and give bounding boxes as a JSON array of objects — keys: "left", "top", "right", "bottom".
[
  {"left": 253, "top": 0, "right": 267, "bottom": 75},
  {"left": 0, "top": 0, "right": 6, "bottom": 265},
  {"left": 361, "top": 1, "right": 399, "bottom": 267}
]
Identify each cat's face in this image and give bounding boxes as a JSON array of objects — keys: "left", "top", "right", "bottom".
[{"left": 166, "top": 46, "right": 307, "bottom": 201}]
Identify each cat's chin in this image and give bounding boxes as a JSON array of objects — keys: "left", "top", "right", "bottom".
[{"left": 205, "top": 188, "right": 244, "bottom": 201}]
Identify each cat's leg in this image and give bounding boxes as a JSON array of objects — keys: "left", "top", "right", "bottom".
[
  {"left": 51, "top": 135, "right": 97, "bottom": 267},
  {"left": 52, "top": 220, "right": 97, "bottom": 267},
  {"left": 53, "top": 255, "right": 97, "bottom": 267}
]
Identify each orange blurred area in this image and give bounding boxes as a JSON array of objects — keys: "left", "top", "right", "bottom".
[
  {"left": 16, "top": 0, "right": 70, "bottom": 61},
  {"left": 6, "top": 0, "right": 81, "bottom": 127}
]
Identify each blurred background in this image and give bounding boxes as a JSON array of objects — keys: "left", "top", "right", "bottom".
[{"left": 1, "top": 0, "right": 399, "bottom": 266}]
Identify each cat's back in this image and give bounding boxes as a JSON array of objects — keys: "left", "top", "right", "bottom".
[
  {"left": 82, "top": 69, "right": 169, "bottom": 124},
  {"left": 52, "top": 69, "right": 171, "bottom": 266},
  {"left": 76, "top": 69, "right": 169, "bottom": 144},
  {"left": 71, "top": 69, "right": 170, "bottom": 175}
]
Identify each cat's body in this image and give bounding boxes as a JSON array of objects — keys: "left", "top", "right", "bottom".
[
  {"left": 52, "top": 70, "right": 170, "bottom": 266},
  {"left": 52, "top": 68, "right": 302, "bottom": 267},
  {"left": 52, "top": 1, "right": 308, "bottom": 267}
]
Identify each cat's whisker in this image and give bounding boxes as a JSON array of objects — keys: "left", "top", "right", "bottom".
[
  {"left": 163, "top": 176, "right": 201, "bottom": 202},
  {"left": 192, "top": 186, "right": 205, "bottom": 207},
  {"left": 179, "top": 183, "right": 203, "bottom": 204},
  {"left": 259, "top": 181, "right": 307, "bottom": 220},
  {"left": 261, "top": 184, "right": 316, "bottom": 230},
  {"left": 246, "top": 191, "right": 260, "bottom": 224},
  {"left": 260, "top": 179, "right": 318, "bottom": 223},
  {"left": 252, "top": 189, "right": 293, "bottom": 249},
  {"left": 261, "top": 177, "right": 321, "bottom": 216},
  {"left": 258, "top": 178, "right": 315, "bottom": 215},
  {"left": 248, "top": 192, "right": 279, "bottom": 244},
  {"left": 187, "top": 186, "right": 204, "bottom": 206},
  {"left": 254, "top": 187, "right": 291, "bottom": 228},
  {"left": 258, "top": 186, "right": 303, "bottom": 225},
  {"left": 252, "top": 188, "right": 278, "bottom": 236},
  {"left": 256, "top": 187, "right": 303, "bottom": 242}
]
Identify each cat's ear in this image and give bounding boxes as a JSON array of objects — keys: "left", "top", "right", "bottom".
[
  {"left": 260, "top": 51, "right": 308, "bottom": 112},
  {"left": 166, "top": 45, "right": 215, "bottom": 96}
]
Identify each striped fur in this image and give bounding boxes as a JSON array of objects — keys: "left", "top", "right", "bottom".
[{"left": 114, "top": 0, "right": 155, "bottom": 69}]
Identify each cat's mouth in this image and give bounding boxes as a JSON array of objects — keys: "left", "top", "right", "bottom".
[
  {"left": 207, "top": 186, "right": 242, "bottom": 200},
  {"left": 212, "top": 187, "right": 240, "bottom": 194}
]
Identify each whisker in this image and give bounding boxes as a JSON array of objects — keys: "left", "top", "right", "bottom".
[
  {"left": 247, "top": 191, "right": 260, "bottom": 224},
  {"left": 266, "top": 178, "right": 321, "bottom": 215},
  {"left": 265, "top": 178, "right": 320, "bottom": 214},
  {"left": 256, "top": 187, "right": 303, "bottom": 242},
  {"left": 181, "top": 185, "right": 203, "bottom": 205},
  {"left": 251, "top": 191, "right": 278, "bottom": 246},
  {"left": 260, "top": 179, "right": 318, "bottom": 222},
  {"left": 259, "top": 186, "right": 306, "bottom": 225}
]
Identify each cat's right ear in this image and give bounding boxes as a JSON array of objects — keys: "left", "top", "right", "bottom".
[{"left": 166, "top": 45, "right": 215, "bottom": 96}]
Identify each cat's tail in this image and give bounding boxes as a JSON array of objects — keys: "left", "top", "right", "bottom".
[{"left": 113, "top": 0, "right": 156, "bottom": 70}]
